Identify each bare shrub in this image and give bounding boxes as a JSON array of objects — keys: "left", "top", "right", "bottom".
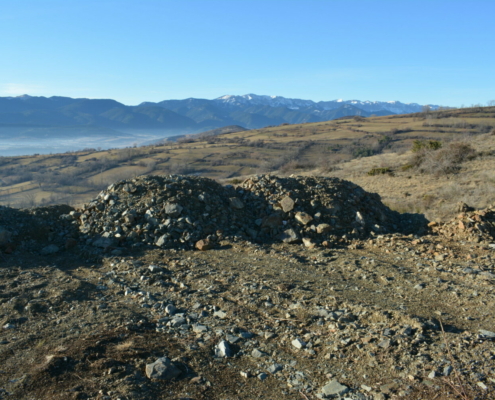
[
  {"left": 411, "top": 142, "right": 477, "bottom": 175},
  {"left": 367, "top": 167, "right": 392, "bottom": 176}
]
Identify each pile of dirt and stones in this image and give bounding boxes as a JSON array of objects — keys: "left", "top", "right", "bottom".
[
  {"left": 69, "top": 174, "right": 428, "bottom": 252},
  {"left": 0, "top": 204, "right": 77, "bottom": 255},
  {"left": 430, "top": 202, "right": 495, "bottom": 245}
]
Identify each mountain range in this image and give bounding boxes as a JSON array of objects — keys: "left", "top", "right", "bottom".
[{"left": 0, "top": 94, "right": 441, "bottom": 137}]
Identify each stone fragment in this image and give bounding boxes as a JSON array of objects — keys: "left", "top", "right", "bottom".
[
  {"left": 267, "top": 363, "right": 283, "bottom": 374},
  {"left": 291, "top": 338, "right": 306, "bottom": 349},
  {"left": 280, "top": 196, "right": 295, "bottom": 212},
  {"left": 295, "top": 212, "right": 313, "bottom": 225},
  {"left": 41, "top": 244, "right": 59, "bottom": 255},
  {"left": 164, "top": 203, "right": 183, "bottom": 218},
  {"left": 213, "top": 310, "right": 227, "bottom": 319},
  {"left": 262, "top": 213, "right": 283, "bottom": 229},
  {"left": 214, "top": 340, "right": 232, "bottom": 358},
  {"left": 321, "top": 380, "right": 349, "bottom": 397},
  {"left": 196, "top": 239, "right": 213, "bottom": 251},
  {"left": 265, "top": 332, "right": 277, "bottom": 339},
  {"left": 156, "top": 235, "right": 168, "bottom": 247},
  {"left": 145, "top": 357, "right": 180, "bottom": 380},
  {"left": 170, "top": 316, "right": 186, "bottom": 327},
  {"left": 280, "top": 229, "right": 299, "bottom": 243},
  {"left": 479, "top": 272, "right": 495, "bottom": 280},
  {"left": 226, "top": 334, "right": 240, "bottom": 344},
  {"left": 165, "top": 304, "right": 177, "bottom": 315},
  {"left": 355, "top": 211, "right": 366, "bottom": 226},
  {"left": 361, "top": 384, "right": 372, "bottom": 392},
  {"left": 316, "top": 223, "right": 331, "bottom": 234},
  {"left": 251, "top": 348, "right": 267, "bottom": 358},
  {"left": 192, "top": 324, "right": 208, "bottom": 333},
  {"left": 92, "top": 237, "right": 115, "bottom": 248},
  {"left": 302, "top": 238, "right": 316, "bottom": 249},
  {"left": 229, "top": 197, "right": 244, "bottom": 209},
  {"left": 479, "top": 329, "right": 495, "bottom": 338},
  {"left": 239, "top": 331, "right": 253, "bottom": 339},
  {"left": 257, "top": 373, "right": 268, "bottom": 381}
]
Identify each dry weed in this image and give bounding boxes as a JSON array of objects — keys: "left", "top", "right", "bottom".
[{"left": 114, "top": 340, "right": 134, "bottom": 351}]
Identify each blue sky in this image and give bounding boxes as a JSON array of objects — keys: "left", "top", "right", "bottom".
[{"left": 1, "top": 0, "right": 494, "bottom": 107}]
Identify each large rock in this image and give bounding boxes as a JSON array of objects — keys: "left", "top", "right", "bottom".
[{"left": 145, "top": 357, "right": 181, "bottom": 380}]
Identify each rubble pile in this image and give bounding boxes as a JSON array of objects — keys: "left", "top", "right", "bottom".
[
  {"left": 239, "top": 175, "right": 427, "bottom": 245},
  {"left": 70, "top": 174, "right": 428, "bottom": 250},
  {"left": 0, "top": 205, "right": 76, "bottom": 255},
  {"left": 430, "top": 203, "right": 495, "bottom": 244}
]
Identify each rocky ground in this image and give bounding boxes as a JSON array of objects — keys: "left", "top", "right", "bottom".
[{"left": 1, "top": 175, "right": 494, "bottom": 400}]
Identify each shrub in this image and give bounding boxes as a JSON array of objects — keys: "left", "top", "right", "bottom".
[
  {"left": 353, "top": 147, "right": 376, "bottom": 158},
  {"left": 378, "top": 135, "right": 392, "bottom": 145},
  {"left": 368, "top": 167, "right": 393, "bottom": 176},
  {"left": 411, "top": 140, "right": 442, "bottom": 152},
  {"left": 411, "top": 142, "right": 478, "bottom": 175}
]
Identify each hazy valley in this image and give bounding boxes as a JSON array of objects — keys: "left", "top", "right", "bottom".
[{"left": 0, "top": 94, "right": 444, "bottom": 156}]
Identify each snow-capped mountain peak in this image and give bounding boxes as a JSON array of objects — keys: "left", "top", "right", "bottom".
[{"left": 214, "top": 94, "right": 441, "bottom": 114}]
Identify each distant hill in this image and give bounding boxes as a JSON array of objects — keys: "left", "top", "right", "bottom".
[
  {"left": 196, "top": 125, "right": 247, "bottom": 138},
  {"left": 0, "top": 95, "right": 197, "bottom": 132}
]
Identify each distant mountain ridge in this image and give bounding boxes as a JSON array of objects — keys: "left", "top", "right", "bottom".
[
  {"left": 140, "top": 94, "right": 441, "bottom": 130},
  {"left": 212, "top": 94, "right": 437, "bottom": 114},
  {"left": 0, "top": 94, "right": 443, "bottom": 140}
]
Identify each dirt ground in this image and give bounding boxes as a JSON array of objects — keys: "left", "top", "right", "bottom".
[{"left": 1, "top": 201, "right": 495, "bottom": 399}]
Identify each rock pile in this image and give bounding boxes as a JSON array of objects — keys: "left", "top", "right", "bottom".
[
  {"left": 239, "top": 174, "right": 427, "bottom": 245},
  {"left": 430, "top": 203, "right": 495, "bottom": 244},
  {"left": 0, "top": 205, "right": 76, "bottom": 255},
  {"left": 71, "top": 174, "right": 428, "bottom": 250}
]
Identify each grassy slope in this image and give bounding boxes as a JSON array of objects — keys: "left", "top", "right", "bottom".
[{"left": 0, "top": 106, "right": 493, "bottom": 220}]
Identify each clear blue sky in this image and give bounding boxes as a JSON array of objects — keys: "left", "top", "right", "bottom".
[{"left": 1, "top": 0, "right": 494, "bottom": 107}]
